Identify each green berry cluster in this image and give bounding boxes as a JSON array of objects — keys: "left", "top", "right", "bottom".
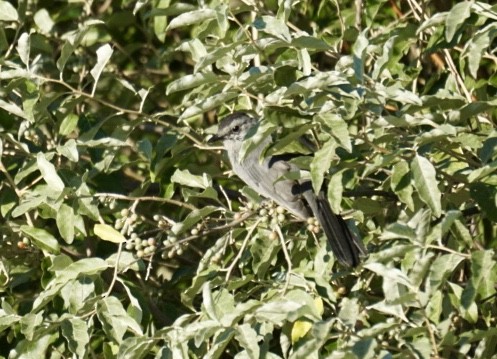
[
  {"left": 115, "top": 208, "right": 139, "bottom": 231},
  {"left": 155, "top": 214, "right": 202, "bottom": 260},
  {"left": 99, "top": 196, "right": 117, "bottom": 210},
  {"left": 256, "top": 202, "right": 287, "bottom": 227},
  {"left": 306, "top": 217, "right": 321, "bottom": 234},
  {"left": 125, "top": 233, "right": 158, "bottom": 258}
]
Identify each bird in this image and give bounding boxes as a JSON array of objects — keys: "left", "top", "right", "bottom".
[{"left": 208, "top": 112, "right": 366, "bottom": 267}]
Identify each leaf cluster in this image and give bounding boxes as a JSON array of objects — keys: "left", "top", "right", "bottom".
[{"left": 0, "top": 0, "right": 497, "bottom": 358}]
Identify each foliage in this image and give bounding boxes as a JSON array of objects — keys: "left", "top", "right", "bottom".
[{"left": 0, "top": 0, "right": 497, "bottom": 358}]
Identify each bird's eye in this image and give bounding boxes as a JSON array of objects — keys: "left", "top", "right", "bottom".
[{"left": 232, "top": 125, "right": 240, "bottom": 132}]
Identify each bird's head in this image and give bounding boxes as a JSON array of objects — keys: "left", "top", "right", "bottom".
[{"left": 208, "top": 112, "right": 258, "bottom": 143}]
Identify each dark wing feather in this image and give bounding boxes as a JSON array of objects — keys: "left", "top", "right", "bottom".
[{"left": 301, "top": 184, "right": 366, "bottom": 267}]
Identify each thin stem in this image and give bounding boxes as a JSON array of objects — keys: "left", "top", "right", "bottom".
[
  {"left": 275, "top": 224, "right": 292, "bottom": 293},
  {"left": 224, "top": 218, "right": 261, "bottom": 282},
  {"left": 93, "top": 193, "right": 197, "bottom": 211}
]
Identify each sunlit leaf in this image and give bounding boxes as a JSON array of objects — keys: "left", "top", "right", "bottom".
[
  {"left": 0, "top": 1, "right": 18, "bottom": 21},
  {"left": 94, "top": 224, "right": 126, "bottom": 243},
  {"left": 167, "top": 9, "right": 216, "bottom": 30},
  {"left": 90, "top": 44, "right": 113, "bottom": 96},
  {"left": 36, "top": 153, "right": 65, "bottom": 194},
  {"left": 411, "top": 155, "right": 442, "bottom": 217},
  {"left": 20, "top": 225, "right": 60, "bottom": 253}
]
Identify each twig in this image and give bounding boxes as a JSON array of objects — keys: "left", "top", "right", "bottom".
[
  {"left": 426, "top": 245, "right": 470, "bottom": 258},
  {"left": 223, "top": 218, "right": 261, "bottom": 281},
  {"left": 104, "top": 200, "right": 139, "bottom": 296},
  {"left": 93, "top": 192, "right": 197, "bottom": 211},
  {"left": 0, "top": 159, "right": 34, "bottom": 227},
  {"left": 423, "top": 316, "right": 440, "bottom": 358},
  {"left": 275, "top": 224, "right": 292, "bottom": 293}
]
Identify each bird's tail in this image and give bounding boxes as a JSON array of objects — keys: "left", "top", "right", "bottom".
[{"left": 312, "top": 191, "right": 366, "bottom": 267}]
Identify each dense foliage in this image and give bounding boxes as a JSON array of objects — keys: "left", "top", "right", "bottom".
[{"left": 1, "top": 0, "right": 497, "bottom": 357}]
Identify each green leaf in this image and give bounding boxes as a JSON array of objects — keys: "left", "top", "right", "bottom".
[
  {"left": 20, "top": 312, "right": 43, "bottom": 341},
  {"left": 411, "top": 155, "right": 442, "bottom": 217},
  {"left": 291, "top": 36, "right": 330, "bottom": 50},
  {"left": 33, "top": 8, "right": 54, "bottom": 33},
  {"left": 0, "top": 1, "right": 19, "bottom": 21},
  {"left": 36, "top": 152, "right": 65, "bottom": 194},
  {"left": 364, "top": 262, "right": 414, "bottom": 290},
  {"left": 97, "top": 296, "right": 143, "bottom": 344},
  {"left": 250, "top": 232, "right": 279, "bottom": 278},
  {"left": 179, "top": 92, "right": 238, "bottom": 120},
  {"left": 466, "top": 23, "right": 497, "bottom": 78},
  {"left": 0, "top": 98, "right": 29, "bottom": 120},
  {"left": 166, "top": 72, "right": 217, "bottom": 94},
  {"left": 291, "top": 319, "right": 313, "bottom": 343},
  {"left": 310, "top": 138, "right": 336, "bottom": 194},
  {"left": 56, "top": 203, "right": 75, "bottom": 244},
  {"left": 253, "top": 16, "right": 291, "bottom": 42},
  {"left": 56, "top": 41, "right": 75, "bottom": 73},
  {"left": 327, "top": 170, "right": 343, "bottom": 213},
  {"left": 235, "top": 324, "right": 260, "bottom": 358},
  {"left": 57, "top": 139, "right": 79, "bottom": 162},
  {"left": 170, "top": 169, "right": 211, "bottom": 189},
  {"left": 202, "top": 282, "right": 219, "bottom": 322},
  {"left": 171, "top": 206, "right": 220, "bottom": 235},
  {"left": 428, "top": 254, "right": 465, "bottom": 292},
  {"left": 153, "top": 0, "right": 170, "bottom": 42},
  {"left": 445, "top": 1, "right": 472, "bottom": 42},
  {"left": 118, "top": 336, "right": 156, "bottom": 359},
  {"left": 316, "top": 113, "right": 352, "bottom": 152},
  {"left": 285, "top": 71, "right": 347, "bottom": 96},
  {"left": 20, "top": 225, "right": 60, "bottom": 253},
  {"left": 61, "top": 317, "right": 90, "bottom": 357},
  {"left": 90, "top": 44, "right": 113, "bottom": 95},
  {"left": 372, "top": 35, "right": 396, "bottom": 79},
  {"left": 461, "top": 250, "right": 495, "bottom": 309},
  {"left": 59, "top": 113, "right": 79, "bottom": 136},
  {"left": 94, "top": 224, "right": 126, "bottom": 243},
  {"left": 16, "top": 32, "right": 30, "bottom": 67},
  {"left": 338, "top": 297, "right": 360, "bottom": 327},
  {"left": 166, "top": 9, "right": 216, "bottom": 30},
  {"left": 391, "top": 159, "right": 414, "bottom": 210},
  {"left": 106, "top": 251, "right": 143, "bottom": 272},
  {"left": 426, "top": 290, "right": 443, "bottom": 323}
]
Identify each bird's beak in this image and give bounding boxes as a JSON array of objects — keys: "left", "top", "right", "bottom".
[{"left": 208, "top": 134, "right": 222, "bottom": 143}]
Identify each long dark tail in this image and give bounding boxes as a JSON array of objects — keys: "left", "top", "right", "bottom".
[{"left": 307, "top": 191, "right": 366, "bottom": 267}]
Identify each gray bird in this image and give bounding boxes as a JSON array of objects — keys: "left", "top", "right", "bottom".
[{"left": 209, "top": 112, "right": 366, "bottom": 267}]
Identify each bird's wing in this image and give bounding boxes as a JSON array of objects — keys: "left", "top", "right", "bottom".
[{"left": 233, "top": 153, "right": 311, "bottom": 219}]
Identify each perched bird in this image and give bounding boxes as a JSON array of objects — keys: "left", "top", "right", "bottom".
[{"left": 209, "top": 112, "right": 366, "bottom": 267}]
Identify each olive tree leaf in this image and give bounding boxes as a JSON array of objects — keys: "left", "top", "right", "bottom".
[
  {"left": 310, "top": 138, "right": 336, "bottom": 194},
  {"left": 20, "top": 226, "right": 60, "bottom": 253},
  {"left": 94, "top": 224, "right": 126, "bottom": 243},
  {"left": 90, "top": 44, "right": 113, "bottom": 96},
  {"left": 0, "top": 1, "right": 18, "bottom": 21},
  {"left": 166, "top": 9, "right": 216, "bottom": 30},
  {"left": 411, "top": 155, "right": 442, "bottom": 217},
  {"left": 36, "top": 153, "right": 65, "bottom": 194}
]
